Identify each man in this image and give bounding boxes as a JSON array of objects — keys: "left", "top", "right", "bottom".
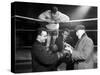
[
  {"left": 31, "top": 28, "right": 68, "bottom": 72},
  {"left": 56, "top": 28, "right": 71, "bottom": 52},
  {"left": 38, "top": 6, "right": 70, "bottom": 48},
  {"left": 55, "top": 28, "right": 73, "bottom": 70},
  {"left": 65, "top": 25, "right": 94, "bottom": 69}
]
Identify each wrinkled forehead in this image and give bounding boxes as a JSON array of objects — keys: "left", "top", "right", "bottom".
[{"left": 41, "top": 31, "right": 47, "bottom": 36}]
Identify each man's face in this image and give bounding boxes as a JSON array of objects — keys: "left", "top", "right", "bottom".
[
  {"left": 76, "top": 30, "right": 84, "bottom": 39},
  {"left": 76, "top": 30, "right": 79, "bottom": 37},
  {"left": 62, "top": 31, "right": 69, "bottom": 40},
  {"left": 40, "top": 31, "right": 47, "bottom": 42}
]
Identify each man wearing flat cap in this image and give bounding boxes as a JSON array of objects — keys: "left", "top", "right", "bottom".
[{"left": 65, "top": 25, "right": 94, "bottom": 69}]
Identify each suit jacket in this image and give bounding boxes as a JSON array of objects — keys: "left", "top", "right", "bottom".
[
  {"left": 55, "top": 35, "right": 74, "bottom": 70},
  {"left": 72, "top": 33, "right": 94, "bottom": 69},
  {"left": 31, "top": 40, "right": 59, "bottom": 72},
  {"left": 55, "top": 35, "right": 74, "bottom": 52}
]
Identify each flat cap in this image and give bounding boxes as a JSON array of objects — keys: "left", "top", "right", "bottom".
[{"left": 75, "top": 25, "right": 85, "bottom": 31}]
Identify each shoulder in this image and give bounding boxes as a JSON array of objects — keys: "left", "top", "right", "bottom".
[
  {"left": 58, "top": 11, "right": 70, "bottom": 20},
  {"left": 42, "top": 10, "right": 51, "bottom": 14},
  {"left": 58, "top": 11, "right": 69, "bottom": 16},
  {"left": 84, "top": 35, "right": 93, "bottom": 44},
  {"left": 33, "top": 41, "right": 42, "bottom": 49}
]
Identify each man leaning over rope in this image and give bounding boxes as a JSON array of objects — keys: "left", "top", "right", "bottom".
[{"left": 38, "top": 6, "right": 70, "bottom": 48}]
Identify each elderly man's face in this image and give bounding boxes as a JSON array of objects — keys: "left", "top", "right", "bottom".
[
  {"left": 40, "top": 31, "right": 47, "bottom": 42},
  {"left": 76, "top": 30, "right": 85, "bottom": 39}
]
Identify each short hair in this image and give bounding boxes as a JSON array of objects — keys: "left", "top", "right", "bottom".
[
  {"left": 75, "top": 25, "right": 85, "bottom": 31},
  {"left": 37, "top": 28, "right": 47, "bottom": 35},
  {"left": 62, "top": 28, "right": 70, "bottom": 33},
  {"left": 51, "top": 6, "right": 58, "bottom": 13}
]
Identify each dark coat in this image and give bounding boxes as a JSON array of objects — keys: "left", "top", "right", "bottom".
[
  {"left": 72, "top": 33, "right": 94, "bottom": 69},
  {"left": 31, "top": 41, "right": 59, "bottom": 72},
  {"left": 55, "top": 35, "right": 74, "bottom": 70},
  {"left": 55, "top": 35, "right": 74, "bottom": 52}
]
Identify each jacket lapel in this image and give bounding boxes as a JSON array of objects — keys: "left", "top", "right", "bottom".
[{"left": 75, "top": 33, "right": 87, "bottom": 50}]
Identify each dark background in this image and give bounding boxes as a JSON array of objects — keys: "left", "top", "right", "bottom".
[{"left": 11, "top": 2, "right": 97, "bottom": 73}]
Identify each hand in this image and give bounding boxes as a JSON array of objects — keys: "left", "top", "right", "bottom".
[
  {"left": 62, "top": 49, "right": 72, "bottom": 60},
  {"left": 50, "top": 44, "right": 58, "bottom": 53},
  {"left": 64, "top": 43, "right": 73, "bottom": 48},
  {"left": 63, "top": 49, "right": 70, "bottom": 53},
  {"left": 65, "top": 46, "right": 72, "bottom": 54},
  {"left": 64, "top": 43, "right": 73, "bottom": 53},
  {"left": 48, "top": 20, "right": 59, "bottom": 24}
]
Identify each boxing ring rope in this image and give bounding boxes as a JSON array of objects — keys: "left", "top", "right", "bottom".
[
  {"left": 13, "top": 15, "right": 98, "bottom": 31},
  {"left": 16, "top": 29, "right": 97, "bottom": 32},
  {"left": 14, "top": 15, "right": 98, "bottom": 23}
]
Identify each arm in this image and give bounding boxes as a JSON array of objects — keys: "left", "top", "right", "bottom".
[
  {"left": 57, "top": 12, "right": 70, "bottom": 22},
  {"left": 60, "top": 14, "right": 70, "bottom": 22},
  {"left": 33, "top": 45, "right": 59, "bottom": 65},
  {"left": 38, "top": 10, "right": 54, "bottom": 23},
  {"left": 72, "top": 38, "right": 94, "bottom": 61}
]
